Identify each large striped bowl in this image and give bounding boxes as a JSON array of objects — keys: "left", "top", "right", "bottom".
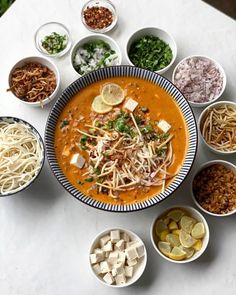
[{"left": 45, "top": 66, "right": 197, "bottom": 212}]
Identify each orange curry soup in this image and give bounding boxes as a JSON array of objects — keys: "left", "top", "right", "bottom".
[{"left": 54, "top": 77, "right": 188, "bottom": 205}]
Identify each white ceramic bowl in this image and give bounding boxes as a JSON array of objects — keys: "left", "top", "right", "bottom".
[
  {"left": 126, "top": 27, "right": 177, "bottom": 74},
  {"left": 89, "top": 228, "right": 147, "bottom": 287},
  {"left": 172, "top": 55, "right": 226, "bottom": 108},
  {"left": 34, "top": 22, "right": 72, "bottom": 58},
  {"left": 81, "top": 0, "right": 118, "bottom": 33},
  {"left": 150, "top": 205, "right": 209, "bottom": 264},
  {"left": 71, "top": 34, "right": 122, "bottom": 77},
  {"left": 198, "top": 100, "right": 236, "bottom": 154},
  {"left": 191, "top": 160, "right": 236, "bottom": 217},
  {"left": 8, "top": 56, "right": 60, "bottom": 107}
]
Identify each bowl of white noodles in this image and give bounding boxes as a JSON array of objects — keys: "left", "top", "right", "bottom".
[{"left": 0, "top": 117, "right": 45, "bottom": 196}]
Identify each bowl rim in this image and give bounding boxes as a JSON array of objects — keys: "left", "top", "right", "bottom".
[
  {"left": 0, "top": 116, "right": 45, "bottom": 197},
  {"left": 191, "top": 159, "right": 236, "bottom": 217},
  {"left": 172, "top": 54, "right": 227, "bottom": 108},
  {"left": 81, "top": 0, "right": 118, "bottom": 34},
  {"left": 70, "top": 33, "right": 122, "bottom": 77},
  {"left": 34, "top": 21, "right": 72, "bottom": 58},
  {"left": 150, "top": 205, "right": 210, "bottom": 263},
  {"left": 125, "top": 26, "right": 177, "bottom": 74},
  {"left": 44, "top": 65, "right": 198, "bottom": 212},
  {"left": 88, "top": 227, "right": 147, "bottom": 288},
  {"left": 8, "top": 55, "right": 60, "bottom": 107},
  {"left": 198, "top": 100, "right": 236, "bottom": 154}
]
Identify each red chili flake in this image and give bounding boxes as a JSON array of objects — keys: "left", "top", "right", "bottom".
[{"left": 83, "top": 6, "right": 113, "bottom": 30}]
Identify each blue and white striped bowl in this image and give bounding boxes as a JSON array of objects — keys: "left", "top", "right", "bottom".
[{"left": 45, "top": 66, "right": 197, "bottom": 212}]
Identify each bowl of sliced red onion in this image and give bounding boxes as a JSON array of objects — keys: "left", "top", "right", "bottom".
[{"left": 172, "top": 55, "right": 226, "bottom": 108}]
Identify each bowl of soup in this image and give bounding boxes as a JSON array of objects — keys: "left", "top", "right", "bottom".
[{"left": 45, "top": 66, "right": 197, "bottom": 212}]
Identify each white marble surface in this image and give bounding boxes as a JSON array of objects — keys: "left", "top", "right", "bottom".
[{"left": 0, "top": 0, "right": 236, "bottom": 294}]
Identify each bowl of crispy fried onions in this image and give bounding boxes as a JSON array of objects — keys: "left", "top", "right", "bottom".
[{"left": 7, "top": 56, "right": 60, "bottom": 107}]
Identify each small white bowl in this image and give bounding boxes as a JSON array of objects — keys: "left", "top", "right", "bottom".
[
  {"left": 191, "top": 160, "right": 236, "bottom": 217},
  {"left": 198, "top": 100, "right": 236, "bottom": 154},
  {"left": 150, "top": 205, "right": 209, "bottom": 264},
  {"left": 172, "top": 55, "right": 226, "bottom": 108},
  {"left": 8, "top": 56, "right": 60, "bottom": 107},
  {"left": 34, "top": 22, "right": 72, "bottom": 58},
  {"left": 126, "top": 27, "right": 177, "bottom": 74},
  {"left": 81, "top": 0, "right": 118, "bottom": 33},
  {"left": 89, "top": 228, "right": 147, "bottom": 287},
  {"left": 71, "top": 34, "right": 121, "bottom": 77}
]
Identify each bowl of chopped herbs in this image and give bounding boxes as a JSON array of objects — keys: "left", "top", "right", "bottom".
[
  {"left": 126, "top": 27, "right": 177, "bottom": 74},
  {"left": 35, "top": 22, "right": 72, "bottom": 58}
]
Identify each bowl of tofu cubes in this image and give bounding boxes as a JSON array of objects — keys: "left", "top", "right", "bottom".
[{"left": 89, "top": 228, "right": 147, "bottom": 287}]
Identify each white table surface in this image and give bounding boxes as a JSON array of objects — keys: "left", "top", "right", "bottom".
[{"left": 0, "top": 0, "right": 236, "bottom": 294}]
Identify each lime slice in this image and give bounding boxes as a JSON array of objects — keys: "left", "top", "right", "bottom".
[
  {"left": 167, "top": 209, "right": 185, "bottom": 222},
  {"left": 193, "top": 240, "right": 202, "bottom": 251},
  {"left": 164, "top": 217, "right": 170, "bottom": 225},
  {"left": 191, "top": 222, "right": 205, "bottom": 239},
  {"left": 179, "top": 246, "right": 195, "bottom": 259},
  {"left": 160, "top": 230, "right": 169, "bottom": 241},
  {"left": 168, "top": 221, "right": 178, "bottom": 230},
  {"left": 101, "top": 83, "right": 125, "bottom": 106},
  {"left": 92, "top": 95, "right": 112, "bottom": 114},
  {"left": 169, "top": 246, "right": 186, "bottom": 261},
  {"left": 180, "top": 216, "right": 197, "bottom": 234},
  {"left": 158, "top": 241, "right": 171, "bottom": 256},
  {"left": 155, "top": 220, "right": 168, "bottom": 237},
  {"left": 166, "top": 233, "right": 181, "bottom": 247},
  {"left": 179, "top": 230, "right": 197, "bottom": 248}
]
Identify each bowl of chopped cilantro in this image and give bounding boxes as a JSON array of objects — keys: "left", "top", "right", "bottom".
[
  {"left": 35, "top": 22, "right": 72, "bottom": 58},
  {"left": 126, "top": 27, "right": 177, "bottom": 74},
  {"left": 71, "top": 34, "right": 121, "bottom": 76}
]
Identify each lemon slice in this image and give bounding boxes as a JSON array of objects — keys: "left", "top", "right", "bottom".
[
  {"left": 180, "top": 216, "right": 197, "bottom": 234},
  {"left": 179, "top": 246, "right": 195, "bottom": 259},
  {"left": 169, "top": 246, "right": 186, "bottom": 261},
  {"left": 101, "top": 83, "right": 125, "bottom": 106},
  {"left": 193, "top": 240, "right": 202, "bottom": 251},
  {"left": 167, "top": 209, "right": 185, "bottom": 222},
  {"left": 155, "top": 220, "right": 168, "bottom": 237},
  {"left": 160, "top": 230, "right": 169, "bottom": 241},
  {"left": 168, "top": 221, "right": 178, "bottom": 230},
  {"left": 158, "top": 241, "right": 171, "bottom": 256},
  {"left": 92, "top": 95, "right": 112, "bottom": 114},
  {"left": 166, "top": 233, "right": 181, "bottom": 247},
  {"left": 191, "top": 222, "right": 205, "bottom": 239},
  {"left": 179, "top": 230, "right": 197, "bottom": 248}
]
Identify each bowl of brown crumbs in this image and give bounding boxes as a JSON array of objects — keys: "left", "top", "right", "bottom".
[{"left": 191, "top": 160, "right": 236, "bottom": 217}]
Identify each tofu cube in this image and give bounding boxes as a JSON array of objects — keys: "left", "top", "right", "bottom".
[
  {"left": 118, "top": 251, "right": 126, "bottom": 265},
  {"left": 100, "top": 261, "right": 111, "bottom": 274},
  {"left": 124, "top": 98, "right": 138, "bottom": 112},
  {"left": 100, "top": 235, "right": 111, "bottom": 247},
  {"left": 104, "top": 251, "right": 109, "bottom": 258},
  {"left": 115, "top": 273, "right": 126, "bottom": 285},
  {"left": 93, "top": 263, "right": 101, "bottom": 275},
  {"left": 157, "top": 120, "right": 171, "bottom": 133},
  {"left": 121, "top": 232, "right": 130, "bottom": 243},
  {"left": 70, "top": 153, "right": 85, "bottom": 168},
  {"left": 135, "top": 243, "right": 145, "bottom": 258},
  {"left": 94, "top": 248, "right": 104, "bottom": 257},
  {"left": 112, "top": 262, "right": 125, "bottom": 276},
  {"left": 103, "top": 272, "right": 114, "bottom": 285},
  {"left": 108, "top": 251, "right": 119, "bottom": 265},
  {"left": 125, "top": 266, "right": 133, "bottom": 278},
  {"left": 90, "top": 252, "right": 104, "bottom": 264},
  {"left": 110, "top": 230, "right": 120, "bottom": 243},
  {"left": 103, "top": 241, "right": 113, "bottom": 252},
  {"left": 126, "top": 241, "right": 137, "bottom": 248},
  {"left": 127, "top": 258, "right": 137, "bottom": 267},
  {"left": 115, "top": 239, "right": 125, "bottom": 251},
  {"left": 125, "top": 246, "right": 138, "bottom": 261}
]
